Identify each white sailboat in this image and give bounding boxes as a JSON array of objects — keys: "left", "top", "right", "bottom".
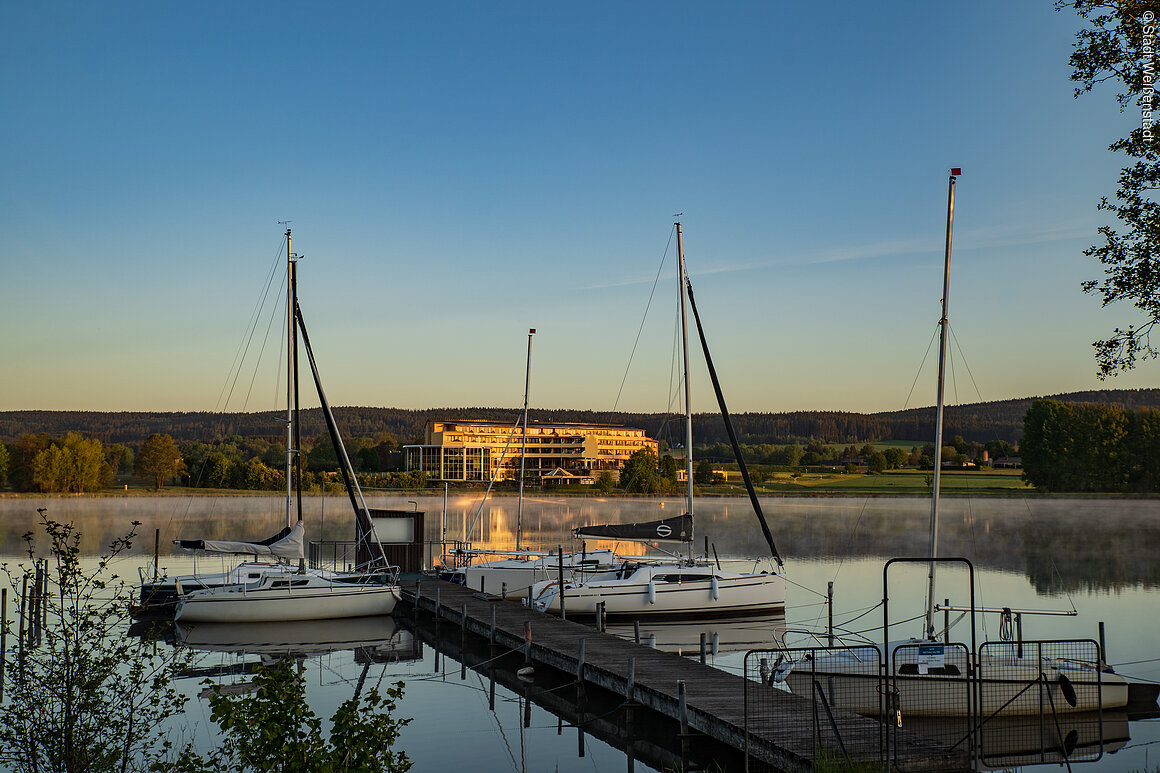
[
  {"left": 529, "top": 222, "right": 785, "bottom": 619},
  {"left": 782, "top": 169, "right": 1131, "bottom": 717},
  {"left": 168, "top": 229, "right": 399, "bottom": 623}
]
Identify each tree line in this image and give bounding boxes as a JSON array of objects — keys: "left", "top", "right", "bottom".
[
  {"left": 1021, "top": 399, "right": 1160, "bottom": 493},
  {"left": 0, "top": 430, "right": 423, "bottom": 494},
  {"left": 5, "top": 389, "right": 1160, "bottom": 449}
]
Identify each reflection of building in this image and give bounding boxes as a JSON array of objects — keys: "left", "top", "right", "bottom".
[{"left": 403, "top": 419, "right": 658, "bottom": 484}]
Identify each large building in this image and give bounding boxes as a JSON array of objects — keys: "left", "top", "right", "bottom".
[{"left": 403, "top": 419, "right": 659, "bottom": 485}]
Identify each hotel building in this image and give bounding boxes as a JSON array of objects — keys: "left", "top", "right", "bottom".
[{"left": 403, "top": 419, "right": 659, "bottom": 485}]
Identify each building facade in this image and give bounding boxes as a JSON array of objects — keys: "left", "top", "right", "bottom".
[{"left": 403, "top": 419, "right": 659, "bottom": 484}]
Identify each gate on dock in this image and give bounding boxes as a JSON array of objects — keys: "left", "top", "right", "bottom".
[{"left": 743, "top": 645, "right": 888, "bottom": 772}]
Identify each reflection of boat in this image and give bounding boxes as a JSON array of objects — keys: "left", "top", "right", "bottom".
[
  {"left": 175, "top": 616, "right": 412, "bottom": 659},
  {"left": 171, "top": 229, "right": 399, "bottom": 623},
  {"left": 530, "top": 222, "right": 785, "bottom": 618},
  {"left": 606, "top": 614, "right": 785, "bottom": 655},
  {"left": 782, "top": 171, "right": 1135, "bottom": 717},
  {"left": 905, "top": 709, "right": 1130, "bottom": 768}
]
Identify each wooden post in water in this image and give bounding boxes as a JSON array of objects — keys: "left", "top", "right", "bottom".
[
  {"left": 489, "top": 604, "right": 497, "bottom": 648},
  {"left": 1099, "top": 621, "right": 1107, "bottom": 666},
  {"left": 576, "top": 638, "right": 585, "bottom": 682},
  {"left": 677, "top": 679, "right": 690, "bottom": 766},
  {"left": 827, "top": 582, "right": 834, "bottom": 646},
  {"left": 17, "top": 575, "right": 26, "bottom": 676},
  {"left": 1, "top": 587, "right": 7, "bottom": 701},
  {"left": 557, "top": 545, "right": 565, "bottom": 621},
  {"left": 153, "top": 529, "right": 160, "bottom": 582},
  {"left": 943, "top": 598, "right": 950, "bottom": 643},
  {"left": 523, "top": 621, "right": 532, "bottom": 665},
  {"left": 699, "top": 632, "right": 707, "bottom": 664},
  {"left": 633, "top": 619, "right": 640, "bottom": 644}
]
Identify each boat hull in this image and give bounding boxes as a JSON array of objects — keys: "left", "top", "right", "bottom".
[
  {"left": 533, "top": 568, "right": 785, "bottom": 619},
  {"left": 175, "top": 581, "right": 399, "bottom": 623}
]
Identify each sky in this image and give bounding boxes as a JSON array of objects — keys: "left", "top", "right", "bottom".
[{"left": 1, "top": 1, "right": 1155, "bottom": 417}]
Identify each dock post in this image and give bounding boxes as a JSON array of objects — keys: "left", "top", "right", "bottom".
[
  {"left": 633, "top": 619, "right": 640, "bottom": 645},
  {"left": 577, "top": 638, "right": 585, "bottom": 682},
  {"left": 558, "top": 545, "right": 566, "bottom": 621},
  {"left": 434, "top": 587, "right": 441, "bottom": 620},
  {"left": 18, "top": 575, "right": 26, "bottom": 676},
  {"left": 489, "top": 604, "right": 496, "bottom": 647},
  {"left": 625, "top": 657, "right": 635, "bottom": 699},
  {"left": 828, "top": 582, "right": 834, "bottom": 646},
  {"left": 502, "top": 582, "right": 507, "bottom": 600},
  {"left": 677, "top": 679, "right": 689, "bottom": 765},
  {"left": 523, "top": 621, "right": 532, "bottom": 665},
  {"left": 1, "top": 587, "right": 6, "bottom": 701},
  {"left": 1099, "top": 621, "right": 1107, "bottom": 666},
  {"left": 944, "top": 598, "right": 950, "bottom": 643},
  {"left": 699, "top": 633, "right": 707, "bottom": 664},
  {"left": 480, "top": 576, "right": 485, "bottom": 594},
  {"left": 596, "top": 601, "right": 605, "bottom": 632},
  {"left": 153, "top": 528, "right": 160, "bottom": 582}
]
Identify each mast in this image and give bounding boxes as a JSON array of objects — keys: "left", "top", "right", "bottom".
[
  {"left": 516, "top": 328, "right": 535, "bottom": 552},
  {"left": 926, "top": 168, "right": 960, "bottom": 640},
  {"left": 285, "top": 228, "right": 294, "bottom": 529},
  {"left": 676, "top": 223, "right": 695, "bottom": 559}
]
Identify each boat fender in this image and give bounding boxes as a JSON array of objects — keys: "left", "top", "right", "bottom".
[
  {"left": 647, "top": 581, "right": 656, "bottom": 604},
  {"left": 710, "top": 576, "right": 719, "bottom": 601},
  {"left": 1058, "top": 672, "right": 1078, "bottom": 708}
]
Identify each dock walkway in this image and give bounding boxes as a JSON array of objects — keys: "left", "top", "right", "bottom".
[{"left": 402, "top": 579, "right": 963, "bottom": 772}]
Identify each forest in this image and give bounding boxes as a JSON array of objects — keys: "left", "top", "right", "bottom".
[{"left": 2, "top": 388, "right": 1158, "bottom": 447}]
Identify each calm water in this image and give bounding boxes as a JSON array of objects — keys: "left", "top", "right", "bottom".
[{"left": 2, "top": 493, "right": 1158, "bottom": 772}]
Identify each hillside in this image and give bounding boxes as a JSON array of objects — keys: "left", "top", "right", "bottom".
[{"left": 2, "top": 389, "right": 1159, "bottom": 447}]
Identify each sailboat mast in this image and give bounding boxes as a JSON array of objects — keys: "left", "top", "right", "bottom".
[
  {"left": 926, "top": 168, "right": 959, "bottom": 640},
  {"left": 285, "top": 228, "right": 294, "bottom": 529},
  {"left": 676, "top": 223, "right": 695, "bottom": 548},
  {"left": 516, "top": 328, "right": 534, "bottom": 552}
]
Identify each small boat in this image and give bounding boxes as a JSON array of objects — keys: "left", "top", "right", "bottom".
[
  {"left": 529, "top": 222, "right": 785, "bottom": 618},
  {"left": 170, "top": 228, "right": 400, "bottom": 623}
]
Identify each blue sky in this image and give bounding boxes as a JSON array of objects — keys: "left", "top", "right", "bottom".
[{"left": 1, "top": 2, "right": 1153, "bottom": 415}]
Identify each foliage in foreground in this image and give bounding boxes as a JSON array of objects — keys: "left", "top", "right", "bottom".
[
  {"left": 163, "top": 657, "right": 411, "bottom": 773},
  {"left": 0, "top": 513, "right": 192, "bottom": 773}
]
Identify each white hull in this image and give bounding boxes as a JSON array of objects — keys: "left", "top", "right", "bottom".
[
  {"left": 785, "top": 646, "right": 1130, "bottom": 717},
  {"left": 175, "top": 575, "right": 399, "bottom": 623},
  {"left": 531, "top": 563, "right": 784, "bottom": 618},
  {"left": 457, "top": 549, "right": 620, "bottom": 597}
]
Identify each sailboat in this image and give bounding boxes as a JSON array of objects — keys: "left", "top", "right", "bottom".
[
  {"left": 144, "top": 229, "right": 400, "bottom": 623},
  {"left": 781, "top": 169, "right": 1132, "bottom": 717},
  {"left": 528, "top": 222, "right": 785, "bottom": 618}
]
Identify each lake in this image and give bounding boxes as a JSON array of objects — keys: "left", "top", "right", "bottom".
[{"left": 1, "top": 493, "right": 1157, "bottom": 771}]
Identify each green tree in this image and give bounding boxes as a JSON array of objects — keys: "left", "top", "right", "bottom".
[
  {"left": 619, "top": 448, "right": 659, "bottom": 493},
  {"left": 866, "top": 451, "right": 887, "bottom": 474},
  {"left": 694, "top": 459, "right": 716, "bottom": 485},
  {"left": 1057, "top": 1, "right": 1160, "bottom": 375},
  {"left": 595, "top": 471, "right": 615, "bottom": 493},
  {"left": 136, "top": 434, "right": 186, "bottom": 489},
  {"left": 0, "top": 512, "right": 191, "bottom": 772},
  {"left": 659, "top": 454, "right": 679, "bottom": 483},
  {"left": 883, "top": 447, "right": 907, "bottom": 469}
]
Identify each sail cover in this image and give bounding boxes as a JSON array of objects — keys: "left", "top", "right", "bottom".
[
  {"left": 174, "top": 520, "right": 305, "bottom": 559},
  {"left": 574, "top": 513, "right": 692, "bottom": 543}
]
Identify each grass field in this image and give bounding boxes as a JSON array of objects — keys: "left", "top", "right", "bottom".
[{"left": 723, "top": 468, "right": 1031, "bottom": 496}]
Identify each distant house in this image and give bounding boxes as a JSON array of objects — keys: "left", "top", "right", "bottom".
[{"left": 992, "top": 456, "right": 1022, "bottom": 469}]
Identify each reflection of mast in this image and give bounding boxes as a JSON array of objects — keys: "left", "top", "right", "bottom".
[
  {"left": 516, "top": 328, "right": 535, "bottom": 551},
  {"left": 925, "top": 168, "right": 959, "bottom": 641}
]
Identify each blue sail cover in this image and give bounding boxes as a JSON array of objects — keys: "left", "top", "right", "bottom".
[{"left": 573, "top": 513, "right": 692, "bottom": 543}]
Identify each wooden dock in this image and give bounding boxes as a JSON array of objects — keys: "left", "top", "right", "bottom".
[{"left": 402, "top": 579, "right": 965, "bottom": 772}]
